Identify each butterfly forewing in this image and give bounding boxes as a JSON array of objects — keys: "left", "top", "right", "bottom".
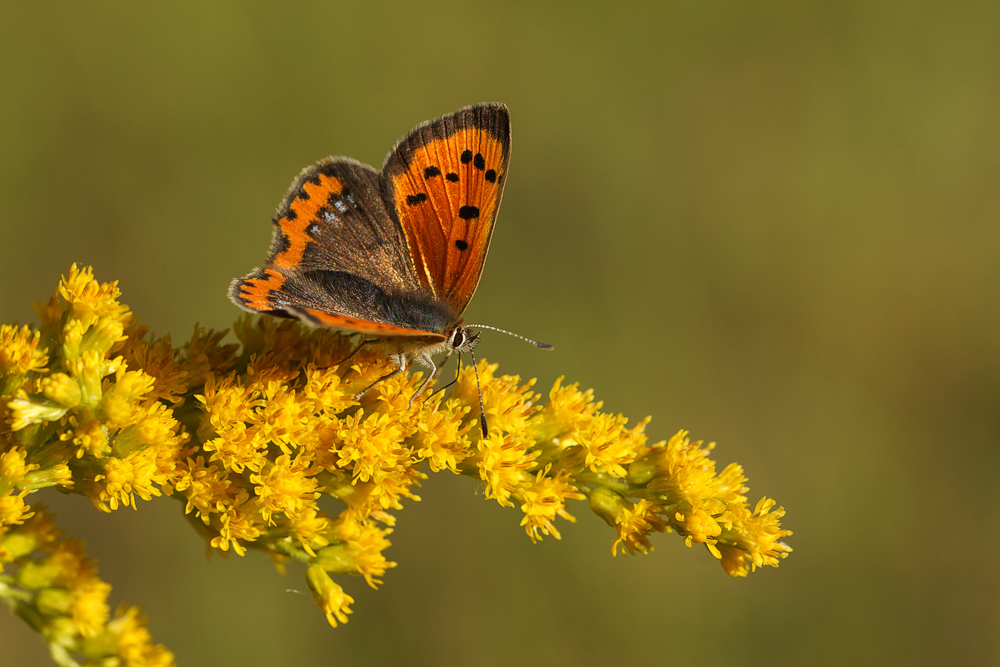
[{"left": 383, "top": 103, "right": 511, "bottom": 316}]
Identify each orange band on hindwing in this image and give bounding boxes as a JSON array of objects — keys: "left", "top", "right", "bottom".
[
  {"left": 230, "top": 268, "right": 287, "bottom": 312},
  {"left": 271, "top": 173, "right": 344, "bottom": 269}
]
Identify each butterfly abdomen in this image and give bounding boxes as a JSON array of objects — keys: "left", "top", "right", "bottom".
[{"left": 305, "top": 270, "right": 456, "bottom": 335}]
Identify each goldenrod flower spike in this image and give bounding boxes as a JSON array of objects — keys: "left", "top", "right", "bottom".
[{"left": 1, "top": 266, "right": 792, "bottom": 662}]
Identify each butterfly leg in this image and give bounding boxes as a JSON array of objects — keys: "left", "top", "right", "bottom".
[
  {"left": 353, "top": 351, "right": 406, "bottom": 401},
  {"left": 408, "top": 349, "right": 453, "bottom": 409},
  {"left": 429, "top": 352, "right": 463, "bottom": 398}
]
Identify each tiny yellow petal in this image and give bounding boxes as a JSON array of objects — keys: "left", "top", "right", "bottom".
[{"left": 306, "top": 564, "right": 354, "bottom": 627}]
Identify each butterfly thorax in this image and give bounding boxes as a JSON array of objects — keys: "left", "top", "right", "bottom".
[{"left": 393, "top": 322, "right": 475, "bottom": 357}]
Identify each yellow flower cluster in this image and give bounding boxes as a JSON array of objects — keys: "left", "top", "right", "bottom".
[
  {"left": 0, "top": 507, "right": 174, "bottom": 666},
  {"left": 1, "top": 265, "right": 792, "bottom": 661},
  {"left": 1, "top": 266, "right": 178, "bottom": 665}
]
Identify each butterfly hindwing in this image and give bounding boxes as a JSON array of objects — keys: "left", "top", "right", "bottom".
[
  {"left": 230, "top": 158, "right": 454, "bottom": 338},
  {"left": 268, "top": 157, "right": 417, "bottom": 288},
  {"left": 382, "top": 103, "right": 511, "bottom": 316}
]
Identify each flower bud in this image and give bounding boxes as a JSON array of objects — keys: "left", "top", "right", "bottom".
[{"left": 588, "top": 486, "right": 629, "bottom": 526}]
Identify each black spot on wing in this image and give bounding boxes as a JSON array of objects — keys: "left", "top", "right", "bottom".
[
  {"left": 424, "top": 166, "right": 441, "bottom": 179},
  {"left": 458, "top": 206, "right": 480, "bottom": 220},
  {"left": 446, "top": 172, "right": 459, "bottom": 182},
  {"left": 460, "top": 149, "right": 473, "bottom": 164},
  {"left": 473, "top": 153, "right": 485, "bottom": 170},
  {"left": 455, "top": 239, "right": 468, "bottom": 250},
  {"left": 484, "top": 169, "right": 496, "bottom": 183},
  {"left": 406, "top": 192, "right": 428, "bottom": 206}
]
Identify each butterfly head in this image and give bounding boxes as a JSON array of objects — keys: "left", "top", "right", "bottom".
[{"left": 448, "top": 324, "right": 480, "bottom": 355}]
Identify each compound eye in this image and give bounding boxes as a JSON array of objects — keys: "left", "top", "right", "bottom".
[{"left": 451, "top": 329, "right": 466, "bottom": 349}]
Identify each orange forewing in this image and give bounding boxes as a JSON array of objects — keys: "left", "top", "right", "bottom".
[
  {"left": 390, "top": 125, "right": 509, "bottom": 314},
  {"left": 271, "top": 172, "right": 344, "bottom": 270}
]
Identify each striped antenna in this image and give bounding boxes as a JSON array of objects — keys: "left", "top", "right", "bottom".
[
  {"left": 466, "top": 324, "right": 554, "bottom": 350},
  {"left": 469, "top": 347, "right": 489, "bottom": 438}
]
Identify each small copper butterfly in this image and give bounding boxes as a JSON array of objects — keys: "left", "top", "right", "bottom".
[{"left": 229, "top": 103, "right": 551, "bottom": 431}]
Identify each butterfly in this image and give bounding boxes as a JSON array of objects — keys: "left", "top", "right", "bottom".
[{"left": 229, "top": 103, "right": 550, "bottom": 432}]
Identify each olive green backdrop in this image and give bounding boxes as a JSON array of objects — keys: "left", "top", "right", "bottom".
[{"left": 2, "top": 2, "right": 998, "bottom": 665}]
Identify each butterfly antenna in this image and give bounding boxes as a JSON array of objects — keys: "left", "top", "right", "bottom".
[
  {"left": 466, "top": 324, "right": 555, "bottom": 350},
  {"left": 430, "top": 352, "right": 464, "bottom": 398},
  {"left": 468, "top": 347, "right": 489, "bottom": 438}
]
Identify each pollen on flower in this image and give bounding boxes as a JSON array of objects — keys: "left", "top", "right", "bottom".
[
  {"left": 326, "top": 517, "right": 396, "bottom": 588},
  {"left": 0, "top": 324, "right": 48, "bottom": 380},
  {"left": 326, "top": 411, "right": 412, "bottom": 489},
  {"left": 575, "top": 412, "right": 650, "bottom": 478},
  {"left": 714, "top": 496, "right": 792, "bottom": 573},
  {"left": 55, "top": 264, "right": 132, "bottom": 329},
  {"left": 477, "top": 431, "right": 540, "bottom": 507},
  {"left": 299, "top": 365, "right": 353, "bottom": 416},
  {"left": 612, "top": 498, "right": 668, "bottom": 556},
  {"left": 1, "top": 489, "right": 34, "bottom": 526},
  {"left": 250, "top": 454, "right": 322, "bottom": 525},
  {"left": 1, "top": 446, "right": 37, "bottom": 485},
  {"left": 518, "top": 465, "right": 585, "bottom": 542},
  {"left": 410, "top": 397, "right": 474, "bottom": 473},
  {"left": 647, "top": 430, "right": 746, "bottom": 512},
  {"left": 282, "top": 504, "right": 332, "bottom": 556},
  {"left": 206, "top": 498, "right": 262, "bottom": 557},
  {"left": 530, "top": 376, "right": 601, "bottom": 442},
  {"left": 452, "top": 361, "right": 540, "bottom": 437},
  {"left": 180, "top": 324, "right": 239, "bottom": 387},
  {"left": 120, "top": 330, "right": 189, "bottom": 404},
  {"left": 171, "top": 456, "right": 232, "bottom": 524},
  {"left": 199, "top": 412, "right": 271, "bottom": 475},
  {"left": 93, "top": 449, "right": 162, "bottom": 511},
  {"left": 680, "top": 508, "right": 723, "bottom": 551},
  {"left": 69, "top": 418, "right": 110, "bottom": 459}
]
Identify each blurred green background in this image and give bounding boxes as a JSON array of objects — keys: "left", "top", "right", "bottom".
[{"left": 2, "top": 2, "right": 998, "bottom": 665}]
